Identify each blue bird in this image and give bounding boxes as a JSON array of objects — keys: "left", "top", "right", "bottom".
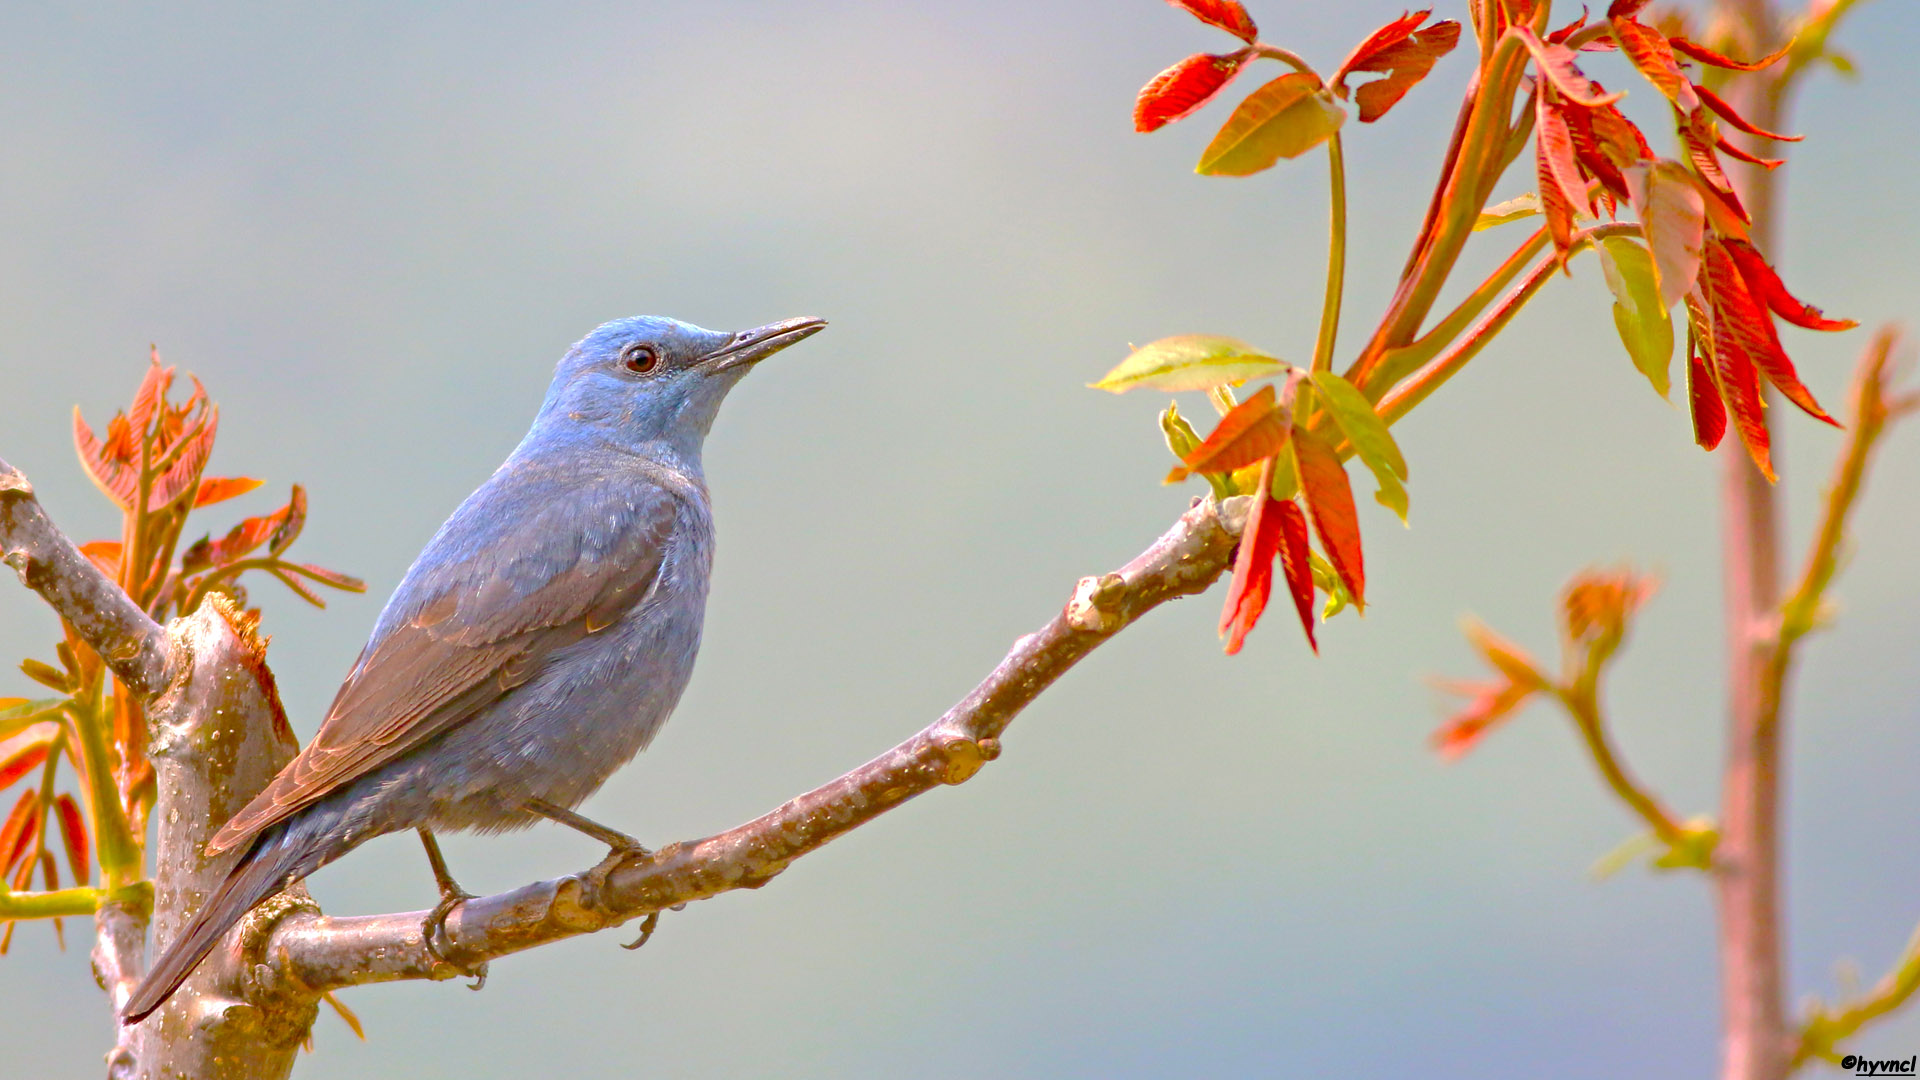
[{"left": 123, "top": 314, "right": 826, "bottom": 1023}]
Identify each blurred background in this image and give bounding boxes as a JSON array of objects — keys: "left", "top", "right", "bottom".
[{"left": 1, "top": 2, "right": 1916, "bottom": 1076}]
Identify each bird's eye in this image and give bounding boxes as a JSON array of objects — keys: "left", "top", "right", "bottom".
[{"left": 621, "top": 343, "right": 659, "bottom": 375}]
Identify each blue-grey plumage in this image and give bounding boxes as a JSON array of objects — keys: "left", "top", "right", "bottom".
[{"left": 123, "top": 314, "right": 826, "bottom": 1023}]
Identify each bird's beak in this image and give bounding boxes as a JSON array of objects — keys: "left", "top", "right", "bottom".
[{"left": 701, "top": 316, "right": 828, "bottom": 373}]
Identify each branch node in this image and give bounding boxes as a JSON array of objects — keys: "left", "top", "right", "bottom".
[
  {"left": 1065, "top": 573, "right": 1127, "bottom": 632},
  {"left": 936, "top": 735, "right": 990, "bottom": 785}
]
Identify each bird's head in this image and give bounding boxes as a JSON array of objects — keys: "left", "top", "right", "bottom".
[{"left": 535, "top": 314, "right": 826, "bottom": 460}]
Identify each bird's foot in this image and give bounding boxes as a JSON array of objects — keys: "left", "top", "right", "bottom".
[
  {"left": 621, "top": 911, "right": 661, "bottom": 950},
  {"left": 422, "top": 887, "right": 489, "bottom": 991}
]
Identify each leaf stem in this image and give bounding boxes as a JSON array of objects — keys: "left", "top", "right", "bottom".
[
  {"left": 0, "top": 884, "right": 101, "bottom": 919},
  {"left": 65, "top": 687, "right": 140, "bottom": 891},
  {"left": 1312, "top": 133, "right": 1348, "bottom": 376},
  {"left": 1250, "top": 44, "right": 1318, "bottom": 79},
  {"left": 1554, "top": 681, "right": 1690, "bottom": 848}
]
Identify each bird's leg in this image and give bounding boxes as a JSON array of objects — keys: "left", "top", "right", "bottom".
[
  {"left": 417, "top": 828, "right": 488, "bottom": 990},
  {"left": 523, "top": 799, "right": 665, "bottom": 950},
  {"left": 523, "top": 797, "right": 651, "bottom": 858}
]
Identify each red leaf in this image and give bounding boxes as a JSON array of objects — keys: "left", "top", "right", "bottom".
[
  {"left": 1219, "top": 489, "right": 1284, "bottom": 655},
  {"left": 1536, "top": 119, "right": 1580, "bottom": 259},
  {"left": 1677, "top": 105, "right": 1738, "bottom": 199},
  {"left": 1721, "top": 238, "right": 1857, "bottom": 333},
  {"left": 1330, "top": 11, "right": 1462, "bottom": 123},
  {"left": 1165, "top": 0, "right": 1258, "bottom": 43},
  {"left": 1606, "top": 0, "right": 1650, "bottom": 17},
  {"left": 1668, "top": 35, "right": 1790, "bottom": 72},
  {"left": 72, "top": 409, "right": 138, "bottom": 509},
  {"left": 1273, "top": 498, "right": 1317, "bottom": 653},
  {"left": 1547, "top": 9, "right": 1590, "bottom": 45},
  {"left": 0, "top": 740, "right": 50, "bottom": 791},
  {"left": 1512, "top": 27, "right": 1624, "bottom": 108},
  {"left": 1136, "top": 51, "right": 1251, "bottom": 133},
  {"left": 1692, "top": 82, "right": 1802, "bottom": 143},
  {"left": 194, "top": 476, "right": 266, "bottom": 508},
  {"left": 1431, "top": 678, "right": 1536, "bottom": 759},
  {"left": 269, "top": 484, "right": 308, "bottom": 555},
  {"left": 1715, "top": 135, "right": 1784, "bottom": 170},
  {"left": 52, "top": 793, "right": 88, "bottom": 885},
  {"left": 1166, "top": 385, "right": 1291, "bottom": 481},
  {"left": 1708, "top": 290, "right": 1776, "bottom": 481},
  {"left": 1610, "top": 16, "right": 1698, "bottom": 109},
  {"left": 181, "top": 485, "right": 307, "bottom": 572},
  {"left": 0, "top": 789, "right": 38, "bottom": 874},
  {"left": 1686, "top": 309, "right": 1728, "bottom": 450},
  {"left": 1291, "top": 426, "right": 1365, "bottom": 607},
  {"left": 148, "top": 407, "right": 219, "bottom": 509},
  {"left": 127, "top": 352, "right": 175, "bottom": 438},
  {"left": 1537, "top": 94, "right": 1594, "bottom": 217},
  {"left": 1703, "top": 240, "right": 1838, "bottom": 425}
]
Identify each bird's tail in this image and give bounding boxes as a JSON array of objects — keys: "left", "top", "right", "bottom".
[{"left": 121, "top": 821, "right": 332, "bottom": 1024}]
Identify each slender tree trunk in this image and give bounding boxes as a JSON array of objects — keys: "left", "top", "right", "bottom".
[{"left": 1712, "top": 2, "right": 1794, "bottom": 1077}]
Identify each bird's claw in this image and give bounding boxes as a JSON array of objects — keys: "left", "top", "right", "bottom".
[
  {"left": 621, "top": 910, "right": 661, "bottom": 951},
  {"left": 422, "top": 888, "right": 489, "bottom": 990}
]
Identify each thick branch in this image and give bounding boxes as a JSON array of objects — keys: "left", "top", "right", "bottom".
[
  {"left": 252, "top": 495, "right": 1247, "bottom": 995},
  {"left": 0, "top": 456, "right": 168, "bottom": 697}
]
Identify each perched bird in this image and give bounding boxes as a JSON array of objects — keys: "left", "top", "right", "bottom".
[{"left": 123, "top": 314, "right": 826, "bottom": 1023}]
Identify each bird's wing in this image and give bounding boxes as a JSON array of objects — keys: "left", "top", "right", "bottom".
[{"left": 206, "top": 474, "right": 684, "bottom": 854}]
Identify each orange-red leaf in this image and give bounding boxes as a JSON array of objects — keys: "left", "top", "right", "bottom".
[
  {"left": 1692, "top": 82, "right": 1802, "bottom": 142},
  {"left": 1537, "top": 93, "right": 1594, "bottom": 217},
  {"left": 1708, "top": 291, "right": 1776, "bottom": 481},
  {"left": 1702, "top": 240, "right": 1838, "bottom": 425},
  {"left": 0, "top": 789, "right": 38, "bottom": 873},
  {"left": 0, "top": 739, "right": 50, "bottom": 791},
  {"left": 1135, "top": 51, "right": 1252, "bottom": 133},
  {"left": 1166, "top": 0, "right": 1258, "bottom": 43},
  {"left": 1330, "top": 10, "right": 1462, "bottom": 123},
  {"left": 1291, "top": 426, "right": 1365, "bottom": 607},
  {"left": 1611, "top": 16, "right": 1698, "bottom": 109},
  {"left": 181, "top": 485, "right": 306, "bottom": 572},
  {"left": 1220, "top": 489, "right": 1284, "bottom": 654},
  {"left": 194, "top": 476, "right": 266, "bottom": 508},
  {"left": 127, "top": 353, "right": 175, "bottom": 437},
  {"left": 269, "top": 484, "right": 308, "bottom": 555},
  {"left": 1512, "top": 27, "right": 1624, "bottom": 108},
  {"left": 1677, "top": 105, "right": 1738, "bottom": 198},
  {"left": 149, "top": 407, "right": 219, "bottom": 509},
  {"left": 1536, "top": 120, "right": 1579, "bottom": 258},
  {"left": 1685, "top": 306, "right": 1728, "bottom": 450},
  {"left": 1715, "top": 135, "right": 1783, "bottom": 170},
  {"left": 1166, "top": 385, "right": 1291, "bottom": 481},
  {"left": 1721, "top": 238, "right": 1857, "bottom": 332},
  {"left": 72, "top": 409, "right": 138, "bottom": 510},
  {"left": 52, "top": 793, "right": 87, "bottom": 884},
  {"left": 1273, "top": 498, "right": 1317, "bottom": 653},
  {"left": 1668, "top": 35, "right": 1790, "bottom": 72},
  {"left": 1431, "top": 678, "right": 1536, "bottom": 759}
]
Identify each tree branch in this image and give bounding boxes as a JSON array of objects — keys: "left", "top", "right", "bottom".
[
  {"left": 0, "top": 457, "right": 168, "bottom": 698},
  {"left": 245, "top": 495, "right": 1247, "bottom": 997}
]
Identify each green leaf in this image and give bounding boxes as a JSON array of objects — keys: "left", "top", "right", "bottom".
[
  {"left": 1595, "top": 236, "right": 1676, "bottom": 399},
  {"left": 1306, "top": 550, "right": 1354, "bottom": 619},
  {"left": 1309, "top": 371, "right": 1409, "bottom": 523},
  {"left": 0, "top": 697, "right": 68, "bottom": 741},
  {"left": 1197, "top": 74, "right": 1347, "bottom": 177},
  {"left": 1473, "top": 193, "right": 1542, "bottom": 231},
  {"left": 1094, "top": 334, "right": 1288, "bottom": 394},
  {"left": 1589, "top": 830, "right": 1659, "bottom": 880},
  {"left": 1161, "top": 402, "right": 1235, "bottom": 501}
]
